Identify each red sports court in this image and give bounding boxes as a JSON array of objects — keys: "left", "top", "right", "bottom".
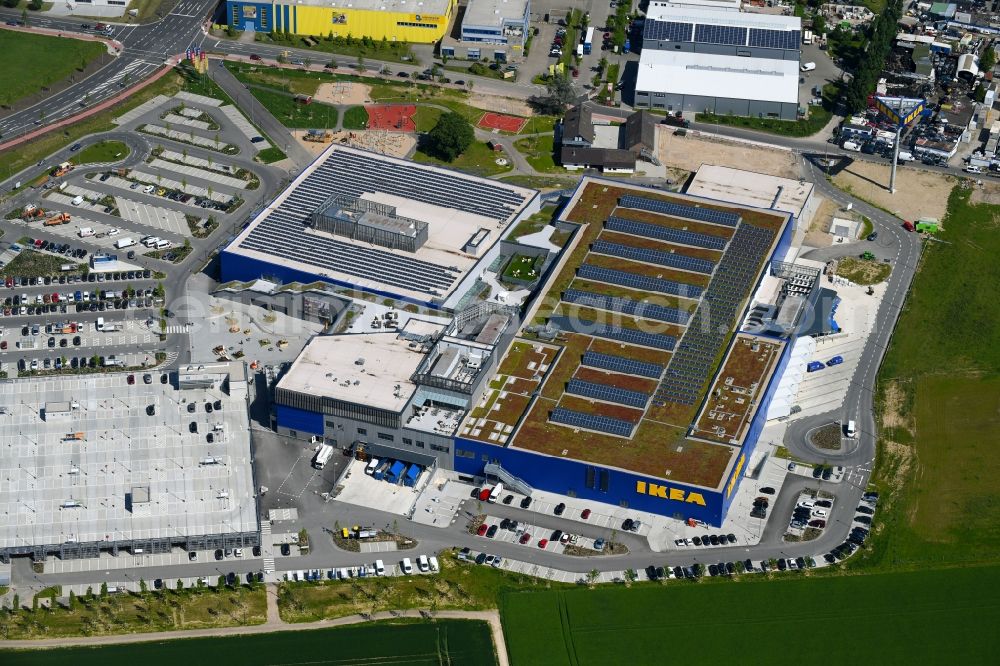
[
  {"left": 364, "top": 104, "right": 416, "bottom": 131},
  {"left": 478, "top": 112, "right": 528, "bottom": 133}
]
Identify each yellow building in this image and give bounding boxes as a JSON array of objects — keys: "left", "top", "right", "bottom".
[{"left": 227, "top": 0, "right": 455, "bottom": 43}]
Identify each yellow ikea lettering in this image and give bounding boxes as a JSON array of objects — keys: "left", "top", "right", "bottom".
[{"left": 635, "top": 481, "right": 707, "bottom": 506}]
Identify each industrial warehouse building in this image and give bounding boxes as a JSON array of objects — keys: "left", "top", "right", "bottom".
[
  {"left": 261, "top": 158, "right": 825, "bottom": 525},
  {"left": 634, "top": 6, "right": 802, "bottom": 120},
  {"left": 225, "top": 0, "right": 455, "bottom": 43},
  {"left": 440, "top": 0, "right": 531, "bottom": 61},
  {"left": 0, "top": 365, "right": 258, "bottom": 562}
]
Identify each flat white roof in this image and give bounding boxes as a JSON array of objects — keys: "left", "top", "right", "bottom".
[
  {"left": 647, "top": 0, "right": 742, "bottom": 16},
  {"left": 277, "top": 326, "right": 445, "bottom": 412},
  {"left": 646, "top": 5, "right": 801, "bottom": 29},
  {"left": 463, "top": 0, "right": 529, "bottom": 26},
  {"left": 286, "top": 0, "right": 452, "bottom": 15},
  {"left": 687, "top": 165, "right": 814, "bottom": 217},
  {"left": 636, "top": 49, "right": 799, "bottom": 104}
]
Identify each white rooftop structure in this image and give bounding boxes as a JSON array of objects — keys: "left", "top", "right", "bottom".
[
  {"left": 687, "top": 165, "right": 815, "bottom": 220},
  {"left": 636, "top": 49, "right": 799, "bottom": 104},
  {"left": 646, "top": 4, "right": 801, "bottom": 30},
  {"left": 0, "top": 374, "right": 256, "bottom": 557},
  {"left": 647, "top": 0, "right": 742, "bottom": 15},
  {"left": 463, "top": 0, "right": 529, "bottom": 25},
  {"left": 277, "top": 323, "right": 446, "bottom": 413}
]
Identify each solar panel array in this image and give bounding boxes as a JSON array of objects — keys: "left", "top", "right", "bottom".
[
  {"left": 592, "top": 240, "right": 715, "bottom": 275},
  {"left": 694, "top": 24, "right": 747, "bottom": 46},
  {"left": 749, "top": 28, "right": 801, "bottom": 50},
  {"left": 653, "top": 223, "right": 776, "bottom": 408},
  {"left": 567, "top": 378, "right": 650, "bottom": 409},
  {"left": 236, "top": 150, "right": 530, "bottom": 296},
  {"left": 643, "top": 20, "right": 694, "bottom": 42},
  {"left": 605, "top": 216, "right": 728, "bottom": 251},
  {"left": 563, "top": 289, "right": 690, "bottom": 325},
  {"left": 582, "top": 351, "right": 664, "bottom": 379},
  {"left": 577, "top": 264, "right": 704, "bottom": 299},
  {"left": 580, "top": 320, "right": 677, "bottom": 351},
  {"left": 619, "top": 195, "right": 741, "bottom": 228},
  {"left": 550, "top": 407, "right": 636, "bottom": 438}
]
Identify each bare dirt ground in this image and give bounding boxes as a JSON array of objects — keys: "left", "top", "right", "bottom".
[
  {"left": 657, "top": 128, "right": 800, "bottom": 178},
  {"left": 967, "top": 179, "right": 1000, "bottom": 208},
  {"left": 465, "top": 92, "right": 533, "bottom": 117},
  {"left": 804, "top": 195, "right": 839, "bottom": 248},
  {"left": 314, "top": 81, "right": 372, "bottom": 105},
  {"left": 832, "top": 160, "right": 955, "bottom": 221},
  {"left": 292, "top": 130, "right": 415, "bottom": 159}
]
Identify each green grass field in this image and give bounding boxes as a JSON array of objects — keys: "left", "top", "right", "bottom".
[
  {"left": 1, "top": 619, "right": 496, "bottom": 665},
  {"left": 514, "top": 134, "right": 560, "bottom": 172},
  {"left": 243, "top": 86, "right": 340, "bottom": 129},
  {"left": 0, "top": 250, "right": 77, "bottom": 278},
  {"left": 859, "top": 186, "right": 1000, "bottom": 572},
  {"left": 501, "top": 567, "right": 1000, "bottom": 665},
  {"left": 502, "top": 254, "right": 542, "bottom": 281},
  {"left": 73, "top": 140, "right": 129, "bottom": 165},
  {"left": 413, "top": 140, "right": 512, "bottom": 177},
  {"left": 0, "top": 31, "right": 106, "bottom": 109},
  {"left": 342, "top": 105, "right": 369, "bottom": 130}
]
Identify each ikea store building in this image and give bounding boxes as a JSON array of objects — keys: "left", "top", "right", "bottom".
[{"left": 226, "top": 0, "right": 455, "bottom": 42}]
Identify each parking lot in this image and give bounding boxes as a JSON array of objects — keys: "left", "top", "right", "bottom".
[
  {"left": 334, "top": 459, "right": 424, "bottom": 516},
  {"left": 116, "top": 196, "right": 189, "bottom": 236}
]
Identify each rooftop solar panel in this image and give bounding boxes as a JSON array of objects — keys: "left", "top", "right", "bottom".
[
  {"left": 643, "top": 19, "right": 694, "bottom": 42},
  {"left": 618, "top": 195, "right": 741, "bottom": 227},
  {"left": 563, "top": 289, "right": 690, "bottom": 325},
  {"left": 580, "top": 320, "right": 677, "bottom": 351},
  {"left": 605, "top": 216, "right": 728, "bottom": 251},
  {"left": 577, "top": 264, "right": 704, "bottom": 299},
  {"left": 591, "top": 240, "right": 715, "bottom": 275},
  {"left": 566, "top": 379, "right": 650, "bottom": 408},
  {"left": 582, "top": 351, "right": 664, "bottom": 379},
  {"left": 748, "top": 28, "right": 800, "bottom": 50},
  {"left": 694, "top": 24, "right": 747, "bottom": 46},
  {"left": 550, "top": 407, "right": 636, "bottom": 437}
]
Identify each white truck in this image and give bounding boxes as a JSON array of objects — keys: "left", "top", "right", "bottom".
[
  {"left": 96, "top": 317, "right": 122, "bottom": 332},
  {"left": 115, "top": 237, "right": 136, "bottom": 249},
  {"left": 312, "top": 442, "right": 335, "bottom": 469},
  {"left": 803, "top": 29, "right": 813, "bottom": 45},
  {"left": 488, "top": 482, "right": 504, "bottom": 503}
]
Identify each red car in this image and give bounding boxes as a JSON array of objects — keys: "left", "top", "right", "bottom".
[
  {"left": 127, "top": 374, "right": 135, "bottom": 385},
  {"left": 478, "top": 487, "right": 492, "bottom": 501},
  {"left": 581, "top": 508, "right": 591, "bottom": 520},
  {"left": 249, "top": 54, "right": 262, "bottom": 61},
  {"left": 808, "top": 519, "right": 826, "bottom": 529},
  {"left": 477, "top": 523, "right": 489, "bottom": 537},
  {"left": 519, "top": 532, "right": 531, "bottom": 544},
  {"left": 538, "top": 538, "right": 549, "bottom": 549}
]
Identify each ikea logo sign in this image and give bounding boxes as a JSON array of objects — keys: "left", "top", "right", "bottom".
[{"left": 635, "top": 481, "right": 706, "bottom": 506}]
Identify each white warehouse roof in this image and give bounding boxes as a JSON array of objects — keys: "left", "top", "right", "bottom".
[
  {"left": 646, "top": 5, "right": 801, "bottom": 30},
  {"left": 636, "top": 49, "right": 800, "bottom": 105}
]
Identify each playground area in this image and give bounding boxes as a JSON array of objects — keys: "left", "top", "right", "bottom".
[
  {"left": 294, "top": 129, "right": 416, "bottom": 159},
  {"left": 365, "top": 104, "right": 417, "bottom": 131},
  {"left": 313, "top": 81, "right": 372, "bottom": 105},
  {"left": 478, "top": 111, "right": 528, "bottom": 133}
]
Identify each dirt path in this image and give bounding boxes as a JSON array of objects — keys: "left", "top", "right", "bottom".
[{"left": 0, "top": 591, "right": 510, "bottom": 666}]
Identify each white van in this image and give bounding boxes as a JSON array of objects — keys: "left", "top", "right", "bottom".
[
  {"left": 115, "top": 237, "right": 136, "bottom": 249},
  {"left": 78, "top": 227, "right": 94, "bottom": 238},
  {"left": 846, "top": 420, "right": 857, "bottom": 437},
  {"left": 488, "top": 482, "right": 504, "bottom": 503},
  {"left": 428, "top": 555, "right": 439, "bottom": 572},
  {"left": 800, "top": 61, "right": 816, "bottom": 72},
  {"left": 155, "top": 239, "right": 170, "bottom": 249},
  {"left": 401, "top": 557, "right": 413, "bottom": 574},
  {"left": 898, "top": 151, "right": 915, "bottom": 162},
  {"left": 71, "top": 195, "right": 84, "bottom": 206},
  {"left": 842, "top": 140, "right": 862, "bottom": 152},
  {"left": 365, "top": 457, "right": 380, "bottom": 475},
  {"left": 374, "top": 559, "right": 385, "bottom": 576},
  {"left": 417, "top": 554, "right": 429, "bottom": 573},
  {"left": 143, "top": 237, "right": 160, "bottom": 248}
]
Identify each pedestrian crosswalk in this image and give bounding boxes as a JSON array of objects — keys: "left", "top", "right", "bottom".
[{"left": 261, "top": 522, "right": 275, "bottom": 573}]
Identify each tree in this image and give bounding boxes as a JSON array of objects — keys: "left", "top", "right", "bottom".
[
  {"left": 424, "top": 111, "right": 474, "bottom": 162},
  {"left": 139, "top": 578, "right": 148, "bottom": 595},
  {"left": 176, "top": 579, "right": 184, "bottom": 591},
  {"left": 100, "top": 582, "right": 108, "bottom": 597},
  {"left": 68, "top": 590, "right": 76, "bottom": 610},
  {"left": 734, "top": 560, "right": 746, "bottom": 574},
  {"left": 811, "top": 14, "right": 826, "bottom": 37},
  {"left": 528, "top": 75, "right": 575, "bottom": 115},
  {"left": 11, "top": 594, "right": 18, "bottom": 612},
  {"left": 623, "top": 568, "right": 637, "bottom": 585},
  {"left": 981, "top": 45, "right": 997, "bottom": 74}
]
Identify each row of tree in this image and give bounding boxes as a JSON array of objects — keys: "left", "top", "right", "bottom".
[{"left": 844, "top": 1, "right": 904, "bottom": 113}]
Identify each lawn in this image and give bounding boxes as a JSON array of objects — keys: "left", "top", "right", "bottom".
[
  {"left": 502, "top": 253, "right": 542, "bottom": 281},
  {"left": 835, "top": 256, "right": 891, "bottom": 285},
  {"left": 277, "top": 552, "right": 569, "bottom": 622},
  {"left": 73, "top": 140, "right": 130, "bottom": 165},
  {"left": 1, "top": 619, "right": 497, "bottom": 665},
  {"left": 0, "top": 250, "right": 78, "bottom": 278},
  {"left": 413, "top": 140, "right": 512, "bottom": 177},
  {"left": 255, "top": 146, "right": 287, "bottom": 164},
  {"left": 514, "top": 134, "right": 560, "bottom": 172},
  {"left": 0, "top": 31, "right": 106, "bottom": 109},
  {"left": 243, "top": 86, "right": 340, "bottom": 129},
  {"left": 342, "top": 105, "right": 369, "bottom": 130},
  {"left": 860, "top": 186, "right": 1000, "bottom": 572},
  {"left": 0, "top": 585, "right": 266, "bottom": 639},
  {"left": 501, "top": 566, "right": 1000, "bottom": 665},
  {"left": 695, "top": 83, "right": 839, "bottom": 138}
]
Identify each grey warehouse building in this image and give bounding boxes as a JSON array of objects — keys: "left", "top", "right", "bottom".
[
  {"left": 442, "top": 0, "right": 530, "bottom": 61},
  {"left": 634, "top": 6, "right": 802, "bottom": 120}
]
